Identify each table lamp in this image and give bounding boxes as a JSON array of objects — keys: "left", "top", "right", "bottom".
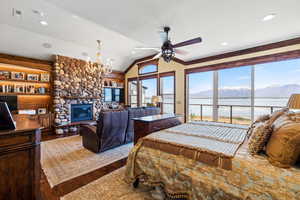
[
  {"left": 287, "top": 94, "right": 300, "bottom": 110},
  {"left": 151, "top": 96, "right": 162, "bottom": 107}
]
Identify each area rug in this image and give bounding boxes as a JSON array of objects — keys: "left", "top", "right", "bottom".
[
  {"left": 41, "top": 135, "right": 133, "bottom": 188},
  {"left": 61, "top": 167, "right": 154, "bottom": 200}
]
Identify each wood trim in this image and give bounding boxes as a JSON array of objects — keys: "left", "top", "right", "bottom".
[
  {"left": 124, "top": 54, "right": 156, "bottom": 74},
  {"left": 185, "top": 49, "right": 300, "bottom": 74},
  {"left": 0, "top": 53, "right": 53, "bottom": 71},
  {"left": 185, "top": 37, "right": 300, "bottom": 65},
  {"left": 138, "top": 74, "right": 158, "bottom": 80},
  {"left": 159, "top": 71, "right": 176, "bottom": 77},
  {"left": 124, "top": 37, "right": 300, "bottom": 73}
]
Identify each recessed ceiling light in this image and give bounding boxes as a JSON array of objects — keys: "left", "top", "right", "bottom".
[
  {"left": 40, "top": 20, "right": 48, "bottom": 26},
  {"left": 221, "top": 42, "right": 228, "bottom": 46},
  {"left": 131, "top": 50, "right": 136, "bottom": 54},
  {"left": 42, "top": 43, "right": 52, "bottom": 49},
  {"left": 262, "top": 14, "right": 276, "bottom": 21}
]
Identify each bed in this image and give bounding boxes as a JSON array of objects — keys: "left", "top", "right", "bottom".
[{"left": 125, "top": 122, "right": 300, "bottom": 200}]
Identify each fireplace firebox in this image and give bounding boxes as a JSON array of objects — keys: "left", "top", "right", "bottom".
[{"left": 71, "top": 104, "right": 93, "bottom": 122}]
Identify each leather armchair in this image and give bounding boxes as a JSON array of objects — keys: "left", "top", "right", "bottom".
[{"left": 82, "top": 110, "right": 128, "bottom": 153}]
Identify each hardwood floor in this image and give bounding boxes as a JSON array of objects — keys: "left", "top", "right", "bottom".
[{"left": 40, "top": 134, "right": 127, "bottom": 200}]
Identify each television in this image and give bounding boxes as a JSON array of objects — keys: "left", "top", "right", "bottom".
[
  {"left": 0, "top": 102, "right": 16, "bottom": 130},
  {"left": 0, "top": 96, "right": 18, "bottom": 111}
]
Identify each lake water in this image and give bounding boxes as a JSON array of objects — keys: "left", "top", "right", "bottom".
[
  {"left": 147, "top": 97, "right": 289, "bottom": 121},
  {"left": 188, "top": 98, "right": 288, "bottom": 120}
]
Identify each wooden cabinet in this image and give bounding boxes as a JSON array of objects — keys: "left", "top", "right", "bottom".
[
  {"left": 133, "top": 114, "right": 181, "bottom": 144},
  {"left": 13, "top": 113, "right": 53, "bottom": 133},
  {"left": 0, "top": 119, "right": 41, "bottom": 200}
]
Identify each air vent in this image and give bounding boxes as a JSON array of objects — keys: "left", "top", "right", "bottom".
[{"left": 12, "top": 8, "right": 22, "bottom": 17}]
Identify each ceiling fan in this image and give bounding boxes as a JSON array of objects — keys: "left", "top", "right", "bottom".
[{"left": 134, "top": 26, "right": 202, "bottom": 62}]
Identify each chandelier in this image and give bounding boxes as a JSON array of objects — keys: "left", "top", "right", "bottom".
[{"left": 86, "top": 40, "right": 113, "bottom": 74}]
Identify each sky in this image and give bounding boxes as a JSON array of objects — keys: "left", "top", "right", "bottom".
[{"left": 189, "top": 57, "right": 300, "bottom": 94}]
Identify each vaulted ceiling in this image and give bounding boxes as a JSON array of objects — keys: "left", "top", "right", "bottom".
[{"left": 0, "top": 0, "right": 300, "bottom": 71}]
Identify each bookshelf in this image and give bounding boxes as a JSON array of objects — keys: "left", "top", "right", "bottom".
[{"left": 0, "top": 62, "right": 53, "bottom": 133}]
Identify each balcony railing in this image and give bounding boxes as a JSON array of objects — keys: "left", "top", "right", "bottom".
[{"left": 189, "top": 103, "right": 284, "bottom": 124}]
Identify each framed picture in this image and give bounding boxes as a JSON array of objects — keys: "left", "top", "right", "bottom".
[
  {"left": 40, "top": 74, "right": 50, "bottom": 82},
  {"left": 14, "top": 84, "right": 25, "bottom": 93},
  {"left": 37, "top": 87, "right": 46, "bottom": 94},
  {"left": 37, "top": 108, "right": 47, "bottom": 115},
  {"left": 27, "top": 74, "right": 39, "bottom": 81},
  {"left": 0, "top": 71, "right": 10, "bottom": 80},
  {"left": 26, "top": 85, "right": 35, "bottom": 94},
  {"left": 11, "top": 72, "right": 25, "bottom": 80}
]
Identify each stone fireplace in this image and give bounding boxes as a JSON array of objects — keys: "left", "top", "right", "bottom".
[{"left": 53, "top": 55, "right": 104, "bottom": 133}]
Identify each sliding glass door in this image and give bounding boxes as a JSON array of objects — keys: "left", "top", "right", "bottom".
[
  {"left": 160, "top": 74, "right": 175, "bottom": 113},
  {"left": 218, "top": 66, "right": 252, "bottom": 124},
  {"left": 186, "top": 57, "right": 300, "bottom": 125},
  {"left": 254, "top": 58, "right": 300, "bottom": 117},
  {"left": 140, "top": 78, "right": 157, "bottom": 107},
  {"left": 128, "top": 79, "right": 138, "bottom": 107},
  {"left": 187, "top": 71, "right": 214, "bottom": 122}
]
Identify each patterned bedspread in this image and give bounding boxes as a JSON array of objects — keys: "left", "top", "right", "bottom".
[
  {"left": 137, "top": 122, "right": 248, "bottom": 170},
  {"left": 125, "top": 122, "right": 300, "bottom": 200}
]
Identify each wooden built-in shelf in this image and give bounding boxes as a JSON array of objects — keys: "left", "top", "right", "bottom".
[
  {"left": 0, "top": 79, "right": 50, "bottom": 84},
  {"left": 0, "top": 92, "right": 51, "bottom": 96}
]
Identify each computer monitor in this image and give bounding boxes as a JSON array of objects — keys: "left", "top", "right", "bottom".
[{"left": 0, "top": 102, "right": 16, "bottom": 130}]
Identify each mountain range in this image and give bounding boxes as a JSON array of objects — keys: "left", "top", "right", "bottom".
[{"left": 190, "top": 84, "right": 300, "bottom": 98}]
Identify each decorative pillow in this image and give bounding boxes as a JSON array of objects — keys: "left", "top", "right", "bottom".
[
  {"left": 255, "top": 114, "right": 270, "bottom": 123},
  {"left": 272, "top": 111, "right": 296, "bottom": 132},
  {"left": 247, "top": 114, "right": 270, "bottom": 138},
  {"left": 248, "top": 122, "right": 273, "bottom": 155},
  {"left": 267, "top": 107, "right": 289, "bottom": 125},
  {"left": 266, "top": 123, "right": 300, "bottom": 168}
]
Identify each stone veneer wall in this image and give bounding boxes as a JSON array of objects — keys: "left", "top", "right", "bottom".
[{"left": 53, "top": 55, "right": 104, "bottom": 130}]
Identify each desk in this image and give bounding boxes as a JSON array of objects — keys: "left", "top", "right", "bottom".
[
  {"left": 0, "top": 119, "right": 41, "bottom": 200},
  {"left": 133, "top": 114, "right": 182, "bottom": 144}
]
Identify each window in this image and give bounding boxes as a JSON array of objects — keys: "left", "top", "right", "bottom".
[
  {"left": 104, "top": 88, "right": 112, "bottom": 102},
  {"left": 140, "top": 78, "right": 157, "bottom": 107},
  {"left": 138, "top": 60, "right": 158, "bottom": 75},
  {"left": 218, "top": 66, "right": 252, "bottom": 125},
  {"left": 160, "top": 73, "right": 175, "bottom": 113},
  {"left": 139, "top": 64, "right": 157, "bottom": 74},
  {"left": 186, "top": 57, "right": 300, "bottom": 125},
  {"left": 254, "top": 58, "right": 300, "bottom": 117},
  {"left": 128, "top": 79, "right": 138, "bottom": 107},
  {"left": 187, "top": 71, "right": 214, "bottom": 122}
]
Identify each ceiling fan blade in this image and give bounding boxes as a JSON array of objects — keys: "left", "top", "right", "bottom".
[
  {"left": 174, "top": 49, "right": 189, "bottom": 55},
  {"left": 134, "top": 47, "right": 160, "bottom": 51},
  {"left": 153, "top": 52, "right": 162, "bottom": 59},
  {"left": 172, "top": 37, "right": 202, "bottom": 48}
]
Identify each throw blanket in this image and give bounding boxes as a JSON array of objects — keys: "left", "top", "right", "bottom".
[{"left": 141, "top": 122, "right": 248, "bottom": 170}]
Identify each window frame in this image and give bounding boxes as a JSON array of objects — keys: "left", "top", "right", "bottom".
[
  {"left": 138, "top": 59, "right": 158, "bottom": 75},
  {"left": 159, "top": 71, "right": 176, "bottom": 114},
  {"left": 185, "top": 50, "right": 300, "bottom": 123}
]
